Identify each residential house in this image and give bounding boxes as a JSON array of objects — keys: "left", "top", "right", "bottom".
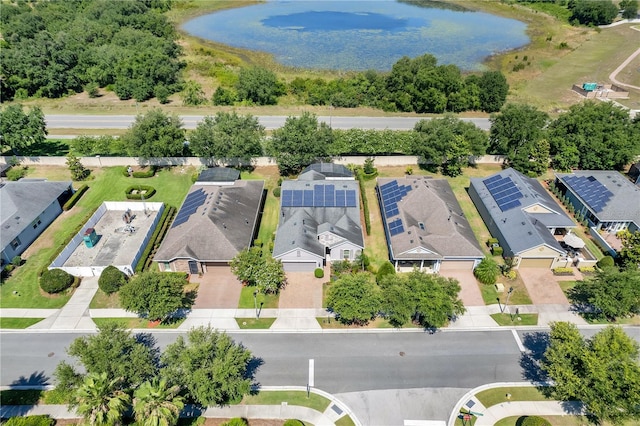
[
  {"left": 1, "top": 181, "right": 73, "bottom": 264},
  {"left": 273, "top": 166, "right": 363, "bottom": 272},
  {"left": 377, "top": 176, "right": 484, "bottom": 272},
  {"left": 469, "top": 168, "right": 576, "bottom": 268},
  {"left": 154, "top": 168, "right": 264, "bottom": 274}
]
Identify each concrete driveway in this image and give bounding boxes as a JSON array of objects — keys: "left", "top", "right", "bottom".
[
  {"left": 517, "top": 268, "right": 570, "bottom": 305},
  {"left": 278, "top": 269, "right": 326, "bottom": 309},
  {"left": 191, "top": 266, "right": 242, "bottom": 309},
  {"left": 439, "top": 270, "right": 485, "bottom": 307}
]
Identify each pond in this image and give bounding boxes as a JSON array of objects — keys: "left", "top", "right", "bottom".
[{"left": 182, "top": 0, "right": 529, "bottom": 71}]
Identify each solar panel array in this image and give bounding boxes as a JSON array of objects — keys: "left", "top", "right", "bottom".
[
  {"left": 379, "top": 180, "right": 413, "bottom": 218},
  {"left": 388, "top": 218, "right": 404, "bottom": 236},
  {"left": 172, "top": 188, "right": 207, "bottom": 228},
  {"left": 483, "top": 175, "right": 524, "bottom": 212},
  {"left": 563, "top": 175, "right": 613, "bottom": 213},
  {"left": 281, "top": 185, "right": 357, "bottom": 208}
]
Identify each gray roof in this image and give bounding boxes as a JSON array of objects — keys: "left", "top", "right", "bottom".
[
  {"left": 378, "top": 176, "right": 484, "bottom": 261},
  {"left": 154, "top": 180, "right": 264, "bottom": 263},
  {"left": 301, "top": 163, "right": 353, "bottom": 179},
  {"left": 556, "top": 170, "right": 640, "bottom": 225},
  {"left": 0, "top": 181, "right": 72, "bottom": 248},
  {"left": 470, "top": 168, "right": 574, "bottom": 256},
  {"left": 197, "top": 167, "right": 240, "bottom": 183},
  {"left": 273, "top": 172, "right": 363, "bottom": 258}
]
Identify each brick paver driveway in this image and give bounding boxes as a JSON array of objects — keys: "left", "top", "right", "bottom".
[
  {"left": 439, "top": 270, "right": 485, "bottom": 307},
  {"left": 191, "top": 266, "right": 242, "bottom": 309},
  {"left": 517, "top": 268, "right": 570, "bottom": 305},
  {"left": 278, "top": 269, "right": 326, "bottom": 309}
]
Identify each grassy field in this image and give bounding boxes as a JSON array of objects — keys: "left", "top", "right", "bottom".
[
  {"left": 0, "top": 318, "right": 44, "bottom": 329},
  {"left": 238, "top": 286, "right": 279, "bottom": 309},
  {"left": 235, "top": 317, "right": 276, "bottom": 329},
  {"left": 241, "top": 390, "right": 331, "bottom": 413},
  {"left": 490, "top": 313, "right": 538, "bottom": 326},
  {"left": 0, "top": 166, "right": 194, "bottom": 309}
]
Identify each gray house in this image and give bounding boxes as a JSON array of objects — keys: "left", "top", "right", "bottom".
[
  {"left": 154, "top": 169, "right": 265, "bottom": 274},
  {"left": 1, "top": 181, "right": 73, "bottom": 264},
  {"left": 469, "top": 168, "right": 575, "bottom": 268},
  {"left": 377, "top": 176, "right": 484, "bottom": 272},
  {"left": 273, "top": 167, "right": 364, "bottom": 272}
]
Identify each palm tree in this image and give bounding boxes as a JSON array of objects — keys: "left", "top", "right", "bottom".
[
  {"left": 473, "top": 256, "right": 500, "bottom": 285},
  {"left": 73, "top": 373, "right": 130, "bottom": 426},
  {"left": 133, "top": 378, "right": 184, "bottom": 426}
]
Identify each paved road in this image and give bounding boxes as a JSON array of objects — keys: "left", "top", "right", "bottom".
[
  {"left": 1, "top": 331, "right": 522, "bottom": 391},
  {"left": 45, "top": 115, "right": 492, "bottom": 131}
]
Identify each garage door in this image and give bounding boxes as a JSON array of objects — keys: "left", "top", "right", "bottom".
[
  {"left": 283, "top": 262, "right": 317, "bottom": 272},
  {"left": 518, "top": 258, "right": 554, "bottom": 268},
  {"left": 439, "top": 260, "right": 476, "bottom": 271}
]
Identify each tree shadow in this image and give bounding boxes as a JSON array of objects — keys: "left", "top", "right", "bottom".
[
  {"left": 560, "top": 400, "right": 586, "bottom": 416},
  {"left": 519, "top": 331, "right": 550, "bottom": 383},
  {"left": 245, "top": 356, "right": 264, "bottom": 383},
  {"left": 566, "top": 287, "right": 606, "bottom": 322},
  {"left": 134, "top": 333, "right": 161, "bottom": 368},
  {"left": 10, "top": 371, "right": 50, "bottom": 387}
]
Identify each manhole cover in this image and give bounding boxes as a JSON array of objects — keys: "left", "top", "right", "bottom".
[
  {"left": 48, "top": 352, "right": 55, "bottom": 357},
  {"left": 399, "top": 351, "right": 405, "bottom": 357}
]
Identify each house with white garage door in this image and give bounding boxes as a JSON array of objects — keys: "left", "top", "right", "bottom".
[
  {"left": 377, "top": 176, "right": 484, "bottom": 272},
  {"left": 273, "top": 166, "right": 364, "bottom": 272},
  {"left": 469, "top": 168, "right": 576, "bottom": 269}
]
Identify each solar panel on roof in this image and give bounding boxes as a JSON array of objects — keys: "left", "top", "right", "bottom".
[
  {"left": 292, "top": 190, "right": 303, "bottom": 206},
  {"left": 303, "top": 190, "right": 314, "bottom": 207},
  {"left": 563, "top": 175, "right": 613, "bottom": 213},
  {"left": 281, "top": 190, "right": 293, "bottom": 207},
  {"left": 483, "top": 175, "right": 502, "bottom": 185},
  {"left": 346, "top": 191, "right": 357, "bottom": 207},
  {"left": 483, "top": 175, "right": 525, "bottom": 212},
  {"left": 171, "top": 189, "right": 208, "bottom": 228},
  {"left": 378, "top": 180, "right": 413, "bottom": 221}
]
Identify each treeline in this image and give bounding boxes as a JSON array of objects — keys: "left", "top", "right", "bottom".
[
  {"left": 0, "top": 0, "right": 183, "bottom": 102},
  {"left": 517, "top": 0, "right": 638, "bottom": 25}
]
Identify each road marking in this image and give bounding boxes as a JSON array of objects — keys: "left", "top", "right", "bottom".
[
  {"left": 308, "top": 358, "right": 314, "bottom": 387},
  {"left": 512, "top": 329, "right": 526, "bottom": 352}
]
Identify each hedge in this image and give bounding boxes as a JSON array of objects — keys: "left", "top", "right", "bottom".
[
  {"left": 132, "top": 166, "right": 157, "bottom": 178},
  {"left": 62, "top": 184, "right": 88, "bottom": 211},
  {"left": 521, "top": 416, "right": 551, "bottom": 426},
  {"left": 356, "top": 171, "right": 371, "bottom": 235},
  {"left": 40, "top": 268, "right": 74, "bottom": 294},
  {"left": 125, "top": 185, "right": 156, "bottom": 200},
  {"left": 98, "top": 265, "right": 127, "bottom": 294},
  {"left": 491, "top": 246, "right": 503, "bottom": 256},
  {"left": 314, "top": 268, "right": 324, "bottom": 278},
  {"left": 552, "top": 267, "right": 574, "bottom": 276},
  {"left": 135, "top": 205, "right": 176, "bottom": 273},
  {"left": 273, "top": 187, "right": 281, "bottom": 197}
]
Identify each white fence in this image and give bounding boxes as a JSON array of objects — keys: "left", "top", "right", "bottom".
[
  {"left": 2, "top": 154, "right": 506, "bottom": 168},
  {"left": 49, "top": 202, "right": 164, "bottom": 277}
]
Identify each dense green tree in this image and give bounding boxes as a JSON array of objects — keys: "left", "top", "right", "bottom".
[
  {"left": 70, "top": 135, "right": 124, "bottom": 156},
  {"left": 489, "top": 104, "right": 549, "bottom": 155},
  {"left": 56, "top": 324, "right": 158, "bottom": 391},
  {"left": 188, "top": 112, "right": 264, "bottom": 163},
  {"left": 66, "top": 153, "right": 89, "bottom": 181},
  {"left": 236, "top": 66, "right": 283, "bottom": 105},
  {"left": 473, "top": 257, "right": 500, "bottom": 285},
  {"left": 119, "top": 271, "right": 188, "bottom": 322},
  {"left": 72, "top": 373, "right": 130, "bottom": 426},
  {"left": 569, "top": 0, "right": 618, "bottom": 25},
  {"left": 0, "top": 104, "right": 47, "bottom": 153},
  {"left": 412, "top": 116, "right": 488, "bottom": 176},
  {"left": 230, "top": 247, "right": 264, "bottom": 286},
  {"left": 326, "top": 273, "right": 381, "bottom": 325},
  {"left": 549, "top": 102, "right": 639, "bottom": 170},
  {"left": 329, "top": 129, "right": 415, "bottom": 156},
  {"left": 98, "top": 266, "right": 127, "bottom": 295},
  {"left": 620, "top": 0, "right": 639, "bottom": 19},
  {"left": 542, "top": 323, "right": 640, "bottom": 424},
  {"left": 618, "top": 230, "right": 640, "bottom": 269},
  {"left": 123, "top": 109, "right": 185, "bottom": 158},
  {"left": 161, "top": 326, "right": 252, "bottom": 406},
  {"left": 181, "top": 81, "right": 206, "bottom": 106},
  {"left": 212, "top": 86, "right": 236, "bottom": 106},
  {"left": 569, "top": 267, "right": 640, "bottom": 320},
  {"left": 255, "top": 258, "right": 286, "bottom": 294},
  {"left": 477, "top": 71, "right": 509, "bottom": 113},
  {"left": 268, "top": 112, "right": 333, "bottom": 175},
  {"left": 133, "top": 378, "right": 184, "bottom": 426},
  {"left": 378, "top": 275, "right": 414, "bottom": 326}
]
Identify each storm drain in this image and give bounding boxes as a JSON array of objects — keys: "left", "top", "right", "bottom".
[{"left": 331, "top": 404, "right": 343, "bottom": 415}]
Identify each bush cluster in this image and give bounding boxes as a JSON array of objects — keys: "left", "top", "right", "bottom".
[
  {"left": 6, "top": 166, "right": 28, "bottom": 181},
  {"left": 596, "top": 255, "right": 615, "bottom": 268},
  {"left": 98, "top": 266, "right": 127, "bottom": 294},
  {"left": 131, "top": 167, "right": 157, "bottom": 178},
  {"left": 314, "top": 268, "right": 324, "bottom": 279},
  {"left": 491, "top": 246, "right": 503, "bottom": 256},
  {"left": 4, "top": 416, "right": 55, "bottom": 426},
  {"left": 125, "top": 185, "right": 156, "bottom": 200},
  {"left": 520, "top": 416, "right": 551, "bottom": 426},
  {"left": 40, "top": 268, "right": 74, "bottom": 294},
  {"left": 552, "top": 267, "right": 574, "bottom": 275},
  {"left": 62, "top": 184, "right": 88, "bottom": 211}
]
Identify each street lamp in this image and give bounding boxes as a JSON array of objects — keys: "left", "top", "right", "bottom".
[
  {"left": 253, "top": 289, "right": 259, "bottom": 319},
  {"left": 504, "top": 286, "right": 514, "bottom": 317}
]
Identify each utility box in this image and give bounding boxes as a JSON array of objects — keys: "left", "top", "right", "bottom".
[
  {"left": 83, "top": 228, "right": 98, "bottom": 248},
  {"left": 582, "top": 82, "right": 597, "bottom": 91}
]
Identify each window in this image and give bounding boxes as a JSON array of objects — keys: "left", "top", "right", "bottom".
[
  {"left": 418, "top": 222, "right": 425, "bottom": 231},
  {"left": 164, "top": 262, "right": 171, "bottom": 271},
  {"left": 10, "top": 237, "right": 21, "bottom": 250},
  {"left": 32, "top": 217, "right": 42, "bottom": 229},
  {"left": 342, "top": 249, "right": 350, "bottom": 259}
]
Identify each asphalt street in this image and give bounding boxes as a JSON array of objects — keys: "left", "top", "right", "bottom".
[
  {"left": 1, "top": 330, "right": 523, "bottom": 392},
  {"left": 44, "top": 115, "right": 492, "bottom": 131}
]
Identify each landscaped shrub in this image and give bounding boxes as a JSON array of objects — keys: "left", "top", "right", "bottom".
[
  {"left": 474, "top": 257, "right": 500, "bottom": 285},
  {"left": 504, "top": 270, "right": 517, "bottom": 280},
  {"left": 98, "top": 265, "right": 127, "bottom": 294},
  {"left": 552, "top": 267, "right": 574, "bottom": 276},
  {"left": 487, "top": 238, "right": 499, "bottom": 247},
  {"left": 6, "top": 166, "right": 28, "bottom": 181},
  {"left": 597, "top": 255, "right": 614, "bottom": 268},
  {"left": 221, "top": 418, "right": 247, "bottom": 426},
  {"left": 283, "top": 420, "right": 305, "bottom": 426},
  {"left": 376, "top": 261, "right": 396, "bottom": 282},
  {"left": 273, "top": 187, "right": 281, "bottom": 197},
  {"left": 135, "top": 205, "right": 175, "bottom": 273},
  {"left": 314, "top": 268, "right": 324, "bottom": 278},
  {"left": 578, "top": 266, "right": 596, "bottom": 274},
  {"left": 491, "top": 246, "right": 503, "bottom": 256},
  {"left": 62, "top": 184, "right": 88, "bottom": 211},
  {"left": 125, "top": 185, "right": 156, "bottom": 200},
  {"left": 356, "top": 171, "right": 371, "bottom": 235},
  {"left": 11, "top": 256, "right": 22, "bottom": 267},
  {"left": 4, "top": 415, "right": 55, "bottom": 426},
  {"left": 520, "top": 416, "right": 551, "bottom": 426},
  {"left": 132, "top": 166, "right": 157, "bottom": 178},
  {"left": 40, "top": 268, "right": 74, "bottom": 294}
]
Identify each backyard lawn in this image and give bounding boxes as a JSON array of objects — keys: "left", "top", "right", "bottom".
[
  {"left": 0, "top": 166, "right": 195, "bottom": 309},
  {"left": 242, "top": 166, "right": 280, "bottom": 256}
]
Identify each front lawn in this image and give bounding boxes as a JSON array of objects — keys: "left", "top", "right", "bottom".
[
  {"left": 238, "top": 285, "right": 279, "bottom": 309},
  {"left": 475, "top": 386, "right": 549, "bottom": 407},
  {"left": 92, "top": 317, "right": 185, "bottom": 329},
  {"left": 89, "top": 289, "right": 122, "bottom": 309},
  {"left": 490, "top": 313, "right": 538, "bottom": 326},
  {"left": 479, "top": 272, "right": 532, "bottom": 306},
  {"left": 0, "top": 318, "right": 44, "bottom": 329},
  {"left": 1, "top": 166, "right": 195, "bottom": 309},
  {"left": 241, "top": 390, "right": 331, "bottom": 413},
  {"left": 236, "top": 317, "right": 276, "bottom": 329}
]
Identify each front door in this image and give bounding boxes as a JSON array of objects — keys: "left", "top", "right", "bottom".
[{"left": 188, "top": 260, "right": 199, "bottom": 274}]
